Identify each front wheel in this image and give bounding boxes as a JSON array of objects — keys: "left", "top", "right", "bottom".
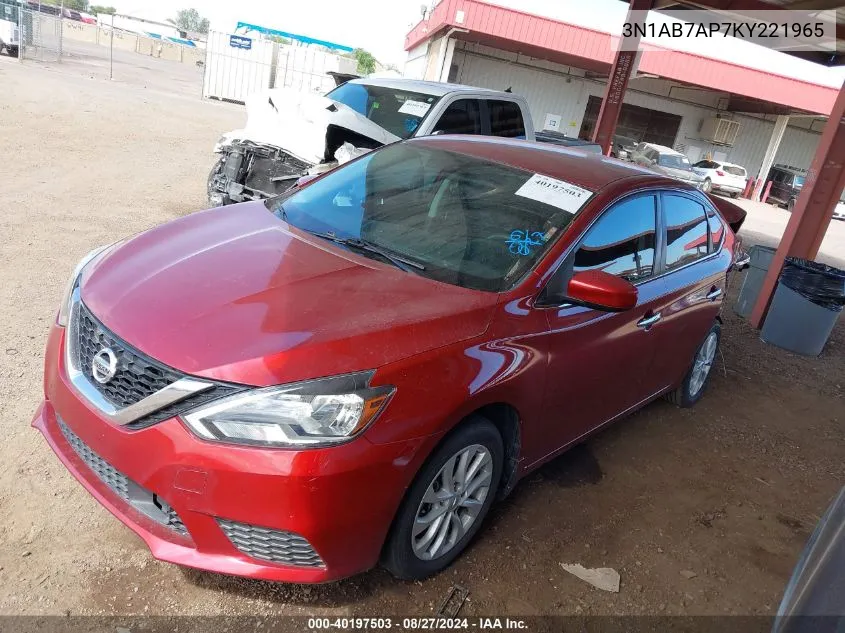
[
  {"left": 382, "top": 417, "right": 503, "bottom": 580},
  {"left": 701, "top": 178, "right": 712, "bottom": 193},
  {"left": 665, "top": 323, "right": 721, "bottom": 408}
]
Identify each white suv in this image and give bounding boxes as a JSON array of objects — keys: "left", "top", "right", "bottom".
[{"left": 692, "top": 160, "right": 748, "bottom": 198}]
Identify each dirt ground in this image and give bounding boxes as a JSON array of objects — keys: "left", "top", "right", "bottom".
[{"left": 0, "top": 55, "right": 843, "bottom": 620}]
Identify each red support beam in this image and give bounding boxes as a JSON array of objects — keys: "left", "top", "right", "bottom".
[
  {"left": 749, "top": 81, "right": 845, "bottom": 328},
  {"left": 591, "top": 0, "right": 654, "bottom": 155}
]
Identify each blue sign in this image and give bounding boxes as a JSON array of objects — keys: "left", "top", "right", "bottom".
[{"left": 229, "top": 35, "right": 252, "bottom": 50}]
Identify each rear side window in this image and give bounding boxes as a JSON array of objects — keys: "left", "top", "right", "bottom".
[
  {"left": 663, "top": 194, "right": 710, "bottom": 270},
  {"left": 723, "top": 165, "right": 746, "bottom": 177},
  {"left": 433, "top": 99, "right": 482, "bottom": 135},
  {"left": 487, "top": 100, "right": 526, "bottom": 138},
  {"left": 707, "top": 210, "right": 725, "bottom": 252},
  {"left": 573, "top": 194, "right": 657, "bottom": 283}
]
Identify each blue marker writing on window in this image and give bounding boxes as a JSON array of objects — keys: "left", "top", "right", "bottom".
[{"left": 506, "top": 230, "right": 545, "bottom": 256}]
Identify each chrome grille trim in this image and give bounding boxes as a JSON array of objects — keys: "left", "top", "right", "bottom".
[
  {"left": 63, "top": 288, "right": 217, "bottom": 426},
  {"left": 58, "top": 417, "right": 188, "bottom": 536},
  {"left": 218, "top": 519, "right": 325, "bottom": 568}
]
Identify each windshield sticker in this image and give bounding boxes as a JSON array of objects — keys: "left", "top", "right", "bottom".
[
  {"left": 514, "top": 174, "right": 592, "bottom": 214},
  {"left": 404, "top": 118, "right": 420, "bottom": 134},
  {"left": 398, "top": 99, "right": 432, "bottom": 117},
  {"left": 506, "top": 230, "right": 546, "bottom": 256}
]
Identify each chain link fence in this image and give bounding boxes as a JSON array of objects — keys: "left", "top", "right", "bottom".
[{"left": 20, "top": 7, "right": 62, "bottom": 62}]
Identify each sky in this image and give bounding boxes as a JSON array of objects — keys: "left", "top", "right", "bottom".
[
  {"left": 102, "top": 0, "right": 845, "bottom": 85},
  {"left": 100, "top": 0, "right": 429, "bottom": 67}
]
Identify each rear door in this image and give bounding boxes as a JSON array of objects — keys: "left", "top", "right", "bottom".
[
  {"left": 483, "top": 99, "right": 528, "bottom": 139},
  {"left": 649, "top": 192, "right": 729, "bottom": 388}
]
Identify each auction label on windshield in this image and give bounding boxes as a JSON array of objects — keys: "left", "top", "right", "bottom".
[
  {"left": 515, "top": 174, "right": 592, "bottom": 213},
  {"left": 398, "top": 100, "right": 432, "bottom": 117}
]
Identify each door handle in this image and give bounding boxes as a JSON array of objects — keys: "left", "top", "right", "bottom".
[
  {"left": 637, "top": 312, "right": 662, "bottom": 329},
  {"left": 706, "top": 287, "right": 723, "bottom": 301}
]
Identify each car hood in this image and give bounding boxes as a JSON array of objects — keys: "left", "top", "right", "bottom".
[
  {"left": 218, "top": 87, "right": 401, "bottom": 165},
  {"left": 658, "top": 166, "right": 703, "bottom": 182},
  {"left": 80, "top": 202, "right": 498, "bottom": 386}
]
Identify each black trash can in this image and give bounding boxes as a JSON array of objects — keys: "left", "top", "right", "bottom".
[
  {"left": 761, "top": 258, "right": 845, "bottom": 356},
  {"left": 735, "top": 245, "right": 777, "bottom": 318}
]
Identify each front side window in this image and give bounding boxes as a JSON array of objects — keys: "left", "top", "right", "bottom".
[
  {"left": 487, "top": 100, "right": 526, "bottom": 138},
  {"left": 572, "top": 194, "right": 657, "bottom": 283},
  {"left": 663, "top": 194, "right": 709, "bottom": 270},
  {"left": 433, "top": 99, "right": 482, "bottom": 135},
  {"left": 266, "top": 144, "right": 592, "bottom": 292},
  {"left": 325, "top": 83, "right": 441, "bottom": 139}
]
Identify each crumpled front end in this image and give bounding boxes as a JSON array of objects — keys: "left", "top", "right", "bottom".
[
  {"left": 207, "top": 87, "right": 396, "bottom": 206},
  {"left": 207, "top": 141, "right": 314, "bottom": 206}
]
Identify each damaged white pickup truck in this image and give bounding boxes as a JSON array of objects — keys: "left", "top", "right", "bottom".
[{"left": 208, "top": 77, "right": 535, "bottom": 206}]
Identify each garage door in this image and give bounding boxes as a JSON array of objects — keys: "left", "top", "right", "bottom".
[{"left": 579, "top": 96, "right": 682, "bottom": 147}]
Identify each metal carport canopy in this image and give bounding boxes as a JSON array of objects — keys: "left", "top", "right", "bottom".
[{"left": 404, "top": 0, "right": 840, "bottom": 115}]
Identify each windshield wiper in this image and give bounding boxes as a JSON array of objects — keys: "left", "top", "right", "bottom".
[{"left": 306, "top": 231, "right": 426, "bottom": 272}]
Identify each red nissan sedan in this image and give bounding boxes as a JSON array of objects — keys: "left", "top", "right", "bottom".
[{"left": 33, "top": 136, "right": 746, "bottom": 582}]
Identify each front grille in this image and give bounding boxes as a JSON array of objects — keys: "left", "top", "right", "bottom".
[
  {"left": 70, "top": 301, "right": 244, "bottom": 428},
  {"left": 218, "top": 519, "right": 324, "bottom": 568},
  {"left": 58, "top": 418, "right": 188, "bottom": 536},
  {"left": 74, "top": 302, "right": 181, "bottom": 408}
]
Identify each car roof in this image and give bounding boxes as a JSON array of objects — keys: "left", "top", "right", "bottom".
[
  {"left": 408, "top": 135, "right": 664, "bottom": 192},
  {"left": 348, "top": 77, "right": 513, "bottom": 98},
  {"left": 642, "top": 142, "right": 683, "bottom": 156},
  {"left": 711, "top": 160, "right": 745, "bottom": 169}
]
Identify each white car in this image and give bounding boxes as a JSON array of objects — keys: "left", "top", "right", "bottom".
[
  {"left": 834, "top": 201, "right": 845, "bottom": 221},
  {"left": 692, "top": 160, "right": 748, "bottom": 198}
]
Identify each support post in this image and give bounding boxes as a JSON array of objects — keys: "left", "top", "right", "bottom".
[
  {"left": 109, "top": 13, "right": 113, "bottom": 80},
  {"left": 753, "top": 115, "right": 789, "bottom": 201},
  {"left": 591, "top": 0, "right": 653, "bottom": 155},
  {"left": 749, "top": 82, "right": 845, "bottom": 328}
]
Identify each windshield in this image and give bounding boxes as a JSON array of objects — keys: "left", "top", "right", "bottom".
[
  {"left": 324, "top": 83, "right": 441, "bottom": 139},
  {"left": 794, "top": 175, "right": 806, "bottom": 188},
  {"left": 658, "top": 154, "right": 691, "bottom": 170},
  {"left": 266, "top": 143, "right": 591, "bottom": 292}
]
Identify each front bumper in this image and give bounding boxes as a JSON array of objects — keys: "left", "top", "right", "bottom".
[{"left": 33, "top": 325, "right": 427, "bottom": 582}]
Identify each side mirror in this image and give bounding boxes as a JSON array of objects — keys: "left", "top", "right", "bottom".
[{"left": 566, "top": 270, "right": 638, "bottom": 312}]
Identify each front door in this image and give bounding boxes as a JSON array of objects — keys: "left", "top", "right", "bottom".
[{"left": 537, "top": 192, "right": 668, "bottom": 458}]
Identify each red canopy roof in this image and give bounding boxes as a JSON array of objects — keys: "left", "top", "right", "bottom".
[{"left": 405, "top": 0, "right": 839, "bottom": 115}]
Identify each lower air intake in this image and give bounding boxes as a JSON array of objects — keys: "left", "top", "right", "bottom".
[{"left": 217, "top": 519, "right": 324, "bottom": 568}]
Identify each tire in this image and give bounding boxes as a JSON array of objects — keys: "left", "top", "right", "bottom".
[
  {"left": 730, "top": 192, "right": 740, "bottom": 199},
  {"left": 381, "top": 416, "right": 504, "bottom": 580},
  {"left": 787, "top": 198, "right": 796, "bottom": 212},
  {"left": 7, "top": 46, "right": 19, "bottom": 58},
  {"left": 665, "top": 322, "right": 721, "bottom": 408},
  {"left": 700, "top": 178, "right": 711, "bottom": 193}
]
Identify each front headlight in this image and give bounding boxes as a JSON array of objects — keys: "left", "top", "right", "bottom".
[
  {"left": 56, "top": 244, "right": 115, "bottom": 327},
  {"left": 182, "top": 372, "right": 394, "bottom": 448}
]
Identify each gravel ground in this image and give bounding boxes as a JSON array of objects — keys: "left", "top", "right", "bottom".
[{"left": 0, "top": 56, "right": 843, "bottom": 620}]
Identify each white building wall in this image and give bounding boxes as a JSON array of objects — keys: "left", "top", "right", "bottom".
[
  {"left": 450, "top": 42, "right": 823, "bottom": 180},
  {"left": 404, "top": 41, "right": 429, "bottom": 80}
]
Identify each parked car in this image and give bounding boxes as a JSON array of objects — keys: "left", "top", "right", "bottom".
[
  {"left": 765, "top": 164, "right": 806, "bottom": 212},
  {"left": 611, "top": 134, "right": 638, "bottom": 160},
  {"left": 630, "top": 142, "right": 705, "bottom": 188},
  {"left": 834, "top": 200, "right": 845, "bottom": 221},
  {"left": 691, "top": 159, "right": 747, "bottom": 198},
  {"left": 208, "top": 78, "right": 536, "bottom": 206},
  {"left": 534, "top": 130, "right": 603, "bottom": 154},
  {"left": 34, "top": 137, "right": 746, "bottom": 583}
]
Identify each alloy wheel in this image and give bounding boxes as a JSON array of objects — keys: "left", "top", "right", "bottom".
[
  {"left": 689, "top": 331, "right": 718, "bottom": 397},
  {"left": 411, "top": 444, "right": 493, "bottom": 561}
]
